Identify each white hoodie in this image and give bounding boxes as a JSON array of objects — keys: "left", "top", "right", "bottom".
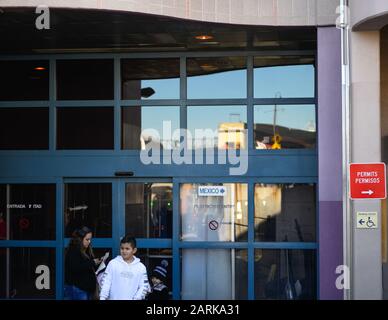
[{"left": 99, "top": 255, "right": 150, "bottom": 300}]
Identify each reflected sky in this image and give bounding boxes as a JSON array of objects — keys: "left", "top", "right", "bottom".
[
  {"left": 136, "top": 62, "right": 314, "bottom": 102},
  {"left": 254, "top": 65, "right": 314, "bottom": 98},
  {"left": 141, "top": 79, "right": 179, "bottom": 100},
  {"left": 141, "top": 106, "right": 180, "bottom": 136},
  {"left": 254, "top": 104, "right": 316, "bottom": 132},
  {"left": 188, "top": 69, "right": 246, "bottom": 99},
  {"left": 188, "top": 105, "right": 247, "bottom": 132}
]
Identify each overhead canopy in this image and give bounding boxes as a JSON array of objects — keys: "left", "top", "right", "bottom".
[{"left": 0, "top": 7, "right": 316, "bottom": 54}]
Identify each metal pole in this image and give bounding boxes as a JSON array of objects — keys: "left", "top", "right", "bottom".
[
  {"left": 339, "top": 0, "right": 352, "bottom": 300},
  {"left": 231, "top": 186, "right": 235, "bottom": 300}
]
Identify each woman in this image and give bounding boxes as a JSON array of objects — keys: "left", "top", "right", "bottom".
[{"left": 64, "top": 226, "right": 101, "bottom": 300}]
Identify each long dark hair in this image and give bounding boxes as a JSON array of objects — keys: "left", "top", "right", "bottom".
[{"left": 66, "top": 226, "right": 95, "bottom": 259}]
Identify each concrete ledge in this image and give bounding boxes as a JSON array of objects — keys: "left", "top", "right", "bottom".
[{"left": 0, "top": 0, "right": 339, "bottom": 26}]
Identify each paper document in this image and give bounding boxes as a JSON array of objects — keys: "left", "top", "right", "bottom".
[{"left": 95, "top": 251, "right": 109, "bottom": 275}]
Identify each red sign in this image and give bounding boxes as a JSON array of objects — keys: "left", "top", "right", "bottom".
[
  {"left": 19, "top": 218, "right": 30, "bottom": 229},
  {"left": 349, "top": 162, "right": 386, "bottom": 199}
]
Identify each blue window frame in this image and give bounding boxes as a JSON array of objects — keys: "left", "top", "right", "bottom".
[{"left": 0, "top": 50, "right": 317, "bottom": 300}]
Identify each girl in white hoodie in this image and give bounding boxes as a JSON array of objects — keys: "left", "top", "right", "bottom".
[{"left": 99, "top": 236, "right": 150, "bottom": 300}]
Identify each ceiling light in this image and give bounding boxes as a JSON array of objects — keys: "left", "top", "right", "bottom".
[
  {"left": 195, "top": 35, "right": 213, "bottom": 40},
  {"left": 200, "top": 64, "right": 217, "bottom": 71},
  {"left": 34, "top": 67, "right": 46, "bottom": 71}
]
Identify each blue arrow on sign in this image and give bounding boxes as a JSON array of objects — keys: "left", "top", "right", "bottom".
[{"left": 359, "top": 219, "right": 365, "bottom": 225}]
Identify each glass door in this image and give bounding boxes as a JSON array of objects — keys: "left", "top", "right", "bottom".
[
  {"left": 121, "top": 178, "right": 173, "bottom": 299},
  {"left": 177, "top": 180, "right": 249, "bottom": 300}
]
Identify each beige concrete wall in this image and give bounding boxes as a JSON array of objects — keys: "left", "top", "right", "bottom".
[
  {"left": 351, "top": 0, "right": 388, "bottom": 30},
  {"left": 1, "top": 0, "right": 339, "bottom": 26},
  {"left": 381, "top": 26, "right": 388, "bottom": 300},
  {"left": 381, "top": 28, "right": 388, "bottom": 137},
  {"left": 350, "top": 30, "right": 383, "bottom": 300}
]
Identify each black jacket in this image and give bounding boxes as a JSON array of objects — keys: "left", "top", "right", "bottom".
[
  {"left": 65, "top": 247, "right": 97, "bottom": 293},
  {"left": 148, "top": 283, "right": 170, "bottom": 300}
]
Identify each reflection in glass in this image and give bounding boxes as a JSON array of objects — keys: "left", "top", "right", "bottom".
[
  {"left": 56, "top": 59, "right": 114, "bottom": 100},
  {"left": 180, "top": 183, "right": 248, "bottom": 242},
  {"left": 181, "top": 249, "right": 247, "bottom": 299},
  {"left": 121, "top": 59, "right": 180, "bottom": 100},
  {"left": 254, "top": 56, "right": 315, "bottom": 98},
  {"left": 0, "top": 247, "right": 55, "bottom": 299},
  {"left": 254, "top": 184, "right": 316, "bottom": 242},
  {"left": 137, "top": 248, "right": 172, "bottom": 299},
  {"left": 0, "top": 108, "right": 49, "bottom": 150},
  {"left": 254, "top": 105, "right": 316, "bottom": 149},
  {"left": 121, "top": 107, "right": 180, "bottom": 150},
  {"left": 0, "top": 60, "right": 49, "bottom": 101},
  {"left": 64, "top": 183, "right": 112, "bottom": 238},
  {"left": 254, "top": 249, "right": 316, "bottom": 300},
  {"left": 125, "top": 183, "right": 172, "bottom": 238},
  {"left": 187, "top": 57, "right": 246, "bottom": 99},
  {"left": 0, "top": 184, "right": 56, "bottom": 240},
  {"left": 187, "top": 106, "right": 247, "bottom": 149},
  {"left": 57, "top": 107, "right": 114, "bottom": 149}
]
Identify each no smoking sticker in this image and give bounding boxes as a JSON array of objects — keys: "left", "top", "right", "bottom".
[{"left": 208, "top": 220, "right": 219, "bottom": 230}]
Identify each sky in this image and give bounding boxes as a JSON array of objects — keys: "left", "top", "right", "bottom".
[{"left": 139, "top": 64, "right": 315, "bottom": 142}]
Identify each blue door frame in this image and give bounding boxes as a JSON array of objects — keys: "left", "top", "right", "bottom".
[
  {"left": 61, "top": 177, "right": 173, "bottom": 300},
  {"left": 0, "top": 176, "right": 318, "bottom": 300}
]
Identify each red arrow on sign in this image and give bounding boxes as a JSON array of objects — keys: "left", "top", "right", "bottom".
[{"left": 349, "top": 162, "right": 387, "bottom": 199}]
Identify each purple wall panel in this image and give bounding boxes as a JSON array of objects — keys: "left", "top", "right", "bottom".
[{"left": 318, "top": 27, "right": 343, "bottom": 300}]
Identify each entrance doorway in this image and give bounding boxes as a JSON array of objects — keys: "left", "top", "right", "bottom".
[{"left": 62, "top": 178, "right": 173, "bottom": 299}]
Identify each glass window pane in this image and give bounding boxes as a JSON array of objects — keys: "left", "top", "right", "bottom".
[
  {"left": 180, "top": 183, "right": 248, "bottom": 242},
  {"left": 56, "top": 59, "right": 114, "bottom": 100},
  {"left": 254, "top": 56, "right": 315, "bottom": 98},
  {"left": 64, "top": 183, "right": 112, "bottom": 238},
  {"left": 0, "top": 184, "right": 56, "bottom": 240},
  {"left": 254, "top": 105, "right": 316, "bottom": 149},
  {"left": 121, "top": 59, "right": 180, "bottom": 100},
  {"left": 254, "top": 184, "right": 316, "bottom": 242},
  {"left": 0, "top": 247, "right": 55, "bottom": 299},
  {"left": 0, "top": 60, "right": 49, "bottom": 101},
  {"left": 122, "top": 106, "right": 180, "bottom": 150},
  {"left": 181, "top": 249, "right": 247, "bottom": 299},
  {"left": 137, "top": 248, "right": 172, "bottom": 299},
  {"left": 187, "top": 57, "right": 246, "bottom": 99},
  {"left": 125, "top": 183, "right": 172, "bottom": 239},
  {"left": 0, "top": 107, "right": 49, "bottom": 150},
  {"left": 57, "top": 107, "right": 114, "bottom": 149},
  {"left": 254, "top": 249, "right": 316, "bottom": 300},
  {"left": 187, "top": 106, "right": 247, "bottom": 149}
]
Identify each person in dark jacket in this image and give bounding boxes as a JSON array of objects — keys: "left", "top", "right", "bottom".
[
  {"left": 64, "top": 226, "right": 101, "bottom": 300},
  {"left": 147, "top": 260, "right": 170, "bottom": 300}
]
